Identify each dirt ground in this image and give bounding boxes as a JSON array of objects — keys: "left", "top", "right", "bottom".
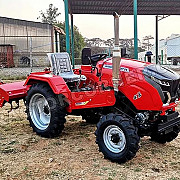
[
  {"left": 0, "top": 102, "right": 180, "bottom": 180},
  {"left": 0, "top": 72, "right": 180, "bottom": 180}
]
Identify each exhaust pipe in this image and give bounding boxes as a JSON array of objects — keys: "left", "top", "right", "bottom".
[{"left": 112, "top": 12, "right": 121, "bottom": 91}]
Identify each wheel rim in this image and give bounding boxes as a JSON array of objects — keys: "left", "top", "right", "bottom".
[
  {"left": 103, "top": 125, "right": 126, "bottom": 153},
  {"left": 29, "top": 93, "right": 51, "bottom": 130}
]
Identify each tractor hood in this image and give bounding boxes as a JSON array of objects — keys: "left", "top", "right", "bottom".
[
  {"left": 102, "top": 58, "right": 150, "bottom": 71},
  {"left": 102, "top": 58, "right": 180, "bottom": 81},
  {"left": 143, "top": 64, "right": 180, "bottom": 81}
]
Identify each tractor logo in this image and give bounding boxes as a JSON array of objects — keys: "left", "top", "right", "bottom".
[
  {"left": 75, "top": 101, "right": 90, "bottom": 106},
  {"left": 120, "top": 67, "right": 129, "bottom": 72},
  {"left": 133, "top": 92, "right": 142, "bottom": 100}
]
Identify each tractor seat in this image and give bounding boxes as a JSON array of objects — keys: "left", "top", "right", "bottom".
[{"left": 48, "top": 52, "right": 80, "bottom": 83}]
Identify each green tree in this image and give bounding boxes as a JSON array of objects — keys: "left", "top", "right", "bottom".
[
  {"left": 38, "top": 4, "right": 60, "bottom": 24},
  {"left": 56, "top": 22, "right": 85, "bottom": 58}
]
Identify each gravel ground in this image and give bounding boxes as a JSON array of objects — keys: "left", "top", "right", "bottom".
[
  {"left": 0, "top": 65, "right": 179, "bottom": 80},
  {"left": 0, "top": 67, "right": 47, "bottom": 80},
  {"left": 0, "top": 102, "right": 180, "bottom": 180}
]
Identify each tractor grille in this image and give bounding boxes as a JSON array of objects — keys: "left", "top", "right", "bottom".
[{"left": 161, "top": 79, "right": 180, "bottom": 103}]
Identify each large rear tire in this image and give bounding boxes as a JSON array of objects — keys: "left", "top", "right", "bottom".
[
  {"left": 26, "top": 83, "right": 66, "bottom": 138},
  {"left": 95, "top": 113, "right": 140, "bottom": 163}
]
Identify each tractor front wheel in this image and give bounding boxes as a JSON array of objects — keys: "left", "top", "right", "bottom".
[
  {"left": 95, "top": 113, "right": 140, "bottom": 163},
  {"left": 26, "top": 83, "right": 66, "bottom": 138}
]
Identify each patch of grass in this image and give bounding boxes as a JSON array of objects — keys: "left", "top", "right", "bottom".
[
  {"left": 0, "top": 125, "right": 11, "bottom": 132},
  {"left": 0, "top": 168, "right": 6, "bottom": 174},
  {"left": 79, "top": 132, "right": 90, "bottom": 138},
  {"left": 93, "top": 163, "right": 100, "bottom": 168},
  {"left": 170, "top": 162, "right": 179, "bottom": 166},
  {"left": 168, "top": 178, "right": 179, "bottom": 180},
  {"left": 109, "top": 171, "right": 117, "bottom": 177},
  {"left": 106, "top": 178, "right": 113, "bottom": 180},
  {"left": 27, "top": 136, "right": 39, "bottom": 144},
  {"left": 102, "top": 167, "right": 109, "bottom": 171},
  {"left": 23, "top": 166, "right": 28, "bottom": 171},
  {"left": 8, "top": 140, "right": 18, "bottom": 145},
  {"left": 78, "top": 148, "right": 85, "bottom": 152},
  {"left": 51, "top": 171, "right": 60, "bottom": 176},
  {"left": 0, "top": 75, "right": 27, "bottom": 80},
  {"left": 52, "top": 141, "right": 61, "bottom": 146},
  {"left": 134, "top": 167, "right": 142, "bottom": 172},
  {"left": 145, "top": 156, "right": 151, "bottom": 159},
  {"left": 151, "top": 168, "right": 160, "bottom": 173},
  {"left": 69, "top": 118, "right": 77, "bottom": 122},
  {"left": 151, "top": 149, "right": 162, "bottom": 155},
  {"left": 1, "top": 147, "right": 17, "bottom": 154}
]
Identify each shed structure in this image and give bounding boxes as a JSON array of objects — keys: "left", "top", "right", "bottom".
[
  {"left": 64, "top": 0, "right": 180, "bottom": 66},
  {"left": 0, "top": 16, "right": 65, "bottom": 67}
]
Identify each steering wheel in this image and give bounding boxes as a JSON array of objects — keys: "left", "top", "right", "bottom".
[{"left": 91, "top": 54, "right": 108, "bottom": 63}]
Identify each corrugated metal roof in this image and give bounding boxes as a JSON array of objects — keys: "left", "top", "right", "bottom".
[
  {"left": 0, "top": 16, "right": 65, "bottom": 35},
  {"left": 69, "top": 0, "right": 180, "bottom": 15}
]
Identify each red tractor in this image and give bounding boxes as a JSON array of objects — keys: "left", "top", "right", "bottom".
[{"left": 0, "top": 14, "right": 180, "bottom": 163}]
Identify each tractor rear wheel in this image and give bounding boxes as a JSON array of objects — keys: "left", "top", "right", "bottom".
[
  {"left": 26, "top": 83, "right": 66, "bottom": 138},
  {"left": 95, "top": 113, "right": 140, "bottom": 163}
]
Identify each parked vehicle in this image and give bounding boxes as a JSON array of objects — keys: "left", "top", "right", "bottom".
[{"left": 0, "top": 14, "right": 180, "bottom": 163}]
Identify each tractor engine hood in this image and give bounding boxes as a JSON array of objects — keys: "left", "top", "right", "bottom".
[{"left": 143, "top": 64, "right": 180, "bottom": 81}]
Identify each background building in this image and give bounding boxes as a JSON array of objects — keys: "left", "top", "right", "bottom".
[
  {"left": 139, "top": 34, "right": 180, "bottom": 65},
  {"left": 0, "top": 16, "right": 64, "bottom": 67}
]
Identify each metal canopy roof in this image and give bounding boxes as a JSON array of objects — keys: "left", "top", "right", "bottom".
[{"left": 69, "top": 0, "right": 180, "bottom": 15}]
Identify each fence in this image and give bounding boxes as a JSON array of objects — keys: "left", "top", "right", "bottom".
[{"left": 0, "top": 17, "right": 54, "bottom": 67}]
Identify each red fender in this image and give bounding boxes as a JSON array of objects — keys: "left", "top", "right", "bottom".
[{"left": 24, "top": 72, "right": 71, "bottom": 100}]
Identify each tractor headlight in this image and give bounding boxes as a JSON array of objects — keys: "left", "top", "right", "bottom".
[{"left": 151, "top": 76, "right": 170, "bottom": 87}]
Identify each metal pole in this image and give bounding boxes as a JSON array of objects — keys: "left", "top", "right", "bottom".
[
  {"left": 161, "top": 50, "right": 163, "bottom": 64},
  {"left": 134, "top": 0, "right": 138, "bottom": 59},
  {"left": 29, "top": 37, "right": 33, "bottom": 72},
  {"left": 71, "top": 15, "right": 75, "bottom": 68},
  {"left": 64, "top": 0, "right": 70, "bottom": 54},
  {"left": 155, "top": 15, "right": 159, "bottom": 64},
  {"left": 59, "top": 33, "right": 61, "bottom": 52},
  {"left": 51, "top": 26, "right": 54, "bottom": 53},
  {"left": 55, "top": 31, "right": 58, "bottom": 53},
  {"left": 109, "top": 47, "right": 111, "bottom": 57},
  {"left": 112, "top": 12, "right": 121, "bottom": 91}
]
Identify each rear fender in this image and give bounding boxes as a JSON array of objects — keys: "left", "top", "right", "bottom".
[{"left": 24, "top": 74, "right": 71, "bottom": 102}]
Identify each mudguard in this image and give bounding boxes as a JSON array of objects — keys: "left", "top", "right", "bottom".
[{"left": 24, "top": 72, "right": 71, "bottom": 99}]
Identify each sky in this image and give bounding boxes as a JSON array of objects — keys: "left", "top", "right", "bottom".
[{"left": 0, "top": 0, "right": 180, "bottom": 42}]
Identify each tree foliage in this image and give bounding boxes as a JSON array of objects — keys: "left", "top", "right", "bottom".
[
  {"left": 38, "top": 4, "right": 61, "bottom": 24},
  {"left": 56, "top": 22, "right": 85, "bottom": 58}
]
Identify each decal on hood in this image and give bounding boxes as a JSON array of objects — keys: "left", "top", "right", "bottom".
[
  {"left": 103, "top": 65, "right": 129, "bottom": 73},
  {"left": 133, "top": 92, "right": 142, "bottom": 100}
]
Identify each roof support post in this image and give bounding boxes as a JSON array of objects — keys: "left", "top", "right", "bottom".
[
  {"left": 134, "top": 0, "right": 138, "bottom": 59},
  {"left": 55, "top": 30, "right": 58, "bottom": 52},
  {"left": 64, "top": 0, "right": 70, "bottom": 54},
  {"left": 155, "top": 15, "right": 159, "bottom": 64},
  {"left": 59, "top": 33, "right": 61, "bottom": 52},
  {"left": 71, "top": 14, "right": 75, "bottom": 68}
]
